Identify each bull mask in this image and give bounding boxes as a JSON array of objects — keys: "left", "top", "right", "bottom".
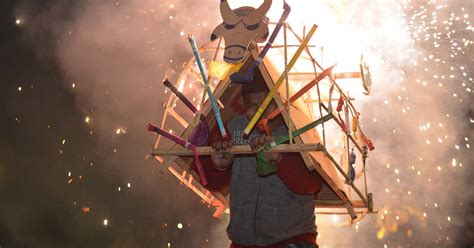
[{"left": 211, "top": 0, "right": 272, "bottom": 64}]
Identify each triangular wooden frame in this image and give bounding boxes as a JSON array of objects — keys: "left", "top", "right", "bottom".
[{"left": 153, "top": 42, "right": 370, "bottom": 219}]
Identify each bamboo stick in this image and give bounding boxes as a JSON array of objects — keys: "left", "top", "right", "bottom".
[
  {"left": 166, "top": 107, "right": 189, "bottom": 128},
  {"left": 243, "top": 24, "right": 318, "bottom": 137},
  {"left": 284, "top": 23, "right": 293, "bottom": 146}
]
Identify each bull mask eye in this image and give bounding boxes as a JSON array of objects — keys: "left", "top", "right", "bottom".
[
  {"left": 244, "top": 22, "right": 260, "bottom": 31},
  {"left": 224, "top": 23, "right": 236, "bottom": 29}
]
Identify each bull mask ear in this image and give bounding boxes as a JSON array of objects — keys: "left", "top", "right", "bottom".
[
  {"left": 220, "top": 0, "right": 240, "bottom": 25},
  {"left": 210, "top": 23, "right": 225, "bottom": 41},
  {"left": 243, "top": 0, "right": 272, "bottom": 25}
]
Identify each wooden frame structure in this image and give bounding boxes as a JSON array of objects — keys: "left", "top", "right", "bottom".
[{"left": 150, "top": 22, "right": 375, "bottom": 224}]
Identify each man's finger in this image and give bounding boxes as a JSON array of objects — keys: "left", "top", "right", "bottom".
[
  {"left": 215, "top": 142, "right": 222, "bottom": 152},
  {"left": 212, "top": 142, "right": 218, "bottom": 151},
  {"left": 251, "top": 137, "right": 259, "bottom": 151},
  {"left": 222, "top": 141, "right": 230, "bottom": 151},
  {"left": 224, "top": 140, "right": 234, "bottom": 152}
]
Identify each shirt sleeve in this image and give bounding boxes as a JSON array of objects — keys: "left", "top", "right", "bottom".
[
  {"left": 276, "top": 152, "right": 323, "bottom": 195},
  {"left": 196, "top": 157, "right": 232, "bottom": 191}
]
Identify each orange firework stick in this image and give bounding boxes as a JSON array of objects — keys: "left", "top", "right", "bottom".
[
  {"left": 366, "top": 137, "right": 375, "bottom": 151},
  {"left": 243, "top": 24, "right": 318, "bottom": 138},
  {"left": 257, "top": 65, "right": 335, "bottom": 135}
]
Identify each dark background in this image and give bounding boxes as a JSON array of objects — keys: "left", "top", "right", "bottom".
[{"left": 0, "top": 0, "right": 225, "bottom": 247}]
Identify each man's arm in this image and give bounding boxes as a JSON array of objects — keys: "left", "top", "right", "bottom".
[
  {"left": 276, "top": 152, "right": 323, "bottom": 195},
  {"left": 194, "top": 156, "right": 232, "bottom": 191}
]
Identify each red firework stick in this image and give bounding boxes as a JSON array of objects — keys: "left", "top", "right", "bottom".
[
  {"left": 147, "top": 124, "right": 208, "bottom": 186},
  {"left": 289, "top": 65, "right": 336, "bottom": 104},
  {"left": 336, "top": 96, "right": 344, "bottom": 112},
  {"left": 163, "top": 79, "right": 206, "bottom": 122},
  {"left": 257, "top": 65, "right": 335, "bottom": 134}
]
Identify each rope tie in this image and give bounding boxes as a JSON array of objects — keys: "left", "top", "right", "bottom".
[
  {"left": 352, "top": 112, "right": 359, "bottom": 134},
  {"left": 345, "top": 148, "right": 356, "bottom": 184}
]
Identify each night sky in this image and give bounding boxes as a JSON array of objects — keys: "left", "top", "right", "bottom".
[{"left": 0, "top": 0, "right": 473, "bottom": 247}]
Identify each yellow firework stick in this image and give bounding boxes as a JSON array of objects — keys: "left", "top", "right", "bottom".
[{"left": 243, "top": 24, "right": 318, "bottom": 138}]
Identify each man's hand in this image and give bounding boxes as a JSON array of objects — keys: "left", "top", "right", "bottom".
[
  {"left": 250, "top": 135, "right": 282, "bottom": 163},
  {"left": 211, "top": 140, "right": 234, "bottom": 170}
]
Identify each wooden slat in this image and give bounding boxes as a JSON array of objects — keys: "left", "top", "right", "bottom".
[
  {"left": 152, "top": 143, "right": 325, "bottom": 156},
  {"left": 315, "top": 200, "right": 366, "bottom": 208}
]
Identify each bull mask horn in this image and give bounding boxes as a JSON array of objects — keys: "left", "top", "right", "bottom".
[
  {"left": 220, "top": 0, "right": 240, "bottom": 24},
  {"left": 244, "top": 0, "right": 272, "bottom": 24}
]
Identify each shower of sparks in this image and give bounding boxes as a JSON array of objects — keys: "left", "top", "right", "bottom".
[{"left": 10, "top": 0, "right": 471, "bottom": 246}]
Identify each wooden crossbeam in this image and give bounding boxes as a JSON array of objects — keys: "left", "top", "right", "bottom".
[
  {"left": 304, "top": 97, "right": 355, "bottom": 103},
  {"left": 315, "top": 199, "right": 366, "bottom": 208},
  {"left": 151, "top": 143, "right": 324, "bottom": 157},
  {"left": 288, "top": 72, "right": 361, "bottom": 79}
]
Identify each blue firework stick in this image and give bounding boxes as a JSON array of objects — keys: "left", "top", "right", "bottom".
[
  {"left": 230, "top": 2, "right": 291, "bottom": 83},
  {"left": 188, "top": 35, "right": 228, "bottom": 140}
]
